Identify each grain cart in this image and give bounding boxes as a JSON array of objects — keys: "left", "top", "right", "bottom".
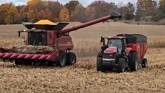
[
  {"left": 0, "top": 15, "right": 121, "bottom": 67},
  {"left": 97, "top": 34, "right": 148, "bottom": 72}
]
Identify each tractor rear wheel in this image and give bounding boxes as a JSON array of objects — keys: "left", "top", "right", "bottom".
[
  {"left": 97, "top": 57, "right": 104, "bottom": 72},
  {"left": 118, "top": 58, "right": 127, "bottom": 73},
  {"left": 67, "top": 52, "right": 77, "bottom": 65},
  {"left": 58, "top": 53, "right": 67, "bottom": 67},
  {"left": 129, "top": 52, "right": 139, "bottom": 71},
  {"left": 142, "top": 58, "right": 148, "bottom": 68}
]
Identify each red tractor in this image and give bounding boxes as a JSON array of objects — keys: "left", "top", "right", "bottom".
[
  {"left": 0, "top": 14, "right": 121, "bottom": 67},
  {"left": 97, "top": 34, "right": 148, "bottom": 72}
]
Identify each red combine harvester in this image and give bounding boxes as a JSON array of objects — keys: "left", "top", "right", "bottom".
[
  {"left": 0, "top": 15, "right": 121, "bottom": 67},
  {"left": 97, "top": 34, "right": 148, "bottom": 72}
]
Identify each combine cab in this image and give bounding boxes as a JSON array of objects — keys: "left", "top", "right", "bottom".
[
  {"left": 0, "top": 15, "right": 121, "bottom": 67},
  {"left": 97, "top": 34, "right": 148, "bottom": 72}
]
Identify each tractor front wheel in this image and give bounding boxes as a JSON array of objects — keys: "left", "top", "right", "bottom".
[{"left": 97, "top": 57, "right": 104, "bottom": 72}]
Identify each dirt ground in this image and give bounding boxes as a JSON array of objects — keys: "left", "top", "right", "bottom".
[{"left": 0, "top": 22, "right": 165, "bottom": 93}]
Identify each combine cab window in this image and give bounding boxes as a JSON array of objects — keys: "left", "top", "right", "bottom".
[{"left": 28, "top": 32, "right": 47, "bottom": 46}]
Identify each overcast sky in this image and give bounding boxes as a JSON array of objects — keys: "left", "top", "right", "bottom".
[{"left": 0, "top": 0, "right": 137, "bottom": 6}]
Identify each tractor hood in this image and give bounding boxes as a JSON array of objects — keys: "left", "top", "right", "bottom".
[{"left": 104, "top": 47, "right": 117, "bottom": 54}]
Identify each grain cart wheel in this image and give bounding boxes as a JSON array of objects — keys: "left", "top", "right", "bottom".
[
  {"left": 97, "top": 57, "right": 104, "bottom": 72},
  {"left": 67, "top": 52, "right": 77, "bottom": 65},
  {"left": 142, "top": 58, "right": 148, "bottom": 68},
  {"left": 129, "top": 52, "right": 139, "bottom": 71},
  {"left": 118, "top": 58, "right": 127, "bottom": 73},
  {"left": 58, "top": 53, "right": 67, "bottom": 67}
]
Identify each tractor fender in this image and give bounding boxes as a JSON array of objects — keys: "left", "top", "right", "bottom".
[{"left": 125, "top": 47, "right": 132, "bottom": 56}]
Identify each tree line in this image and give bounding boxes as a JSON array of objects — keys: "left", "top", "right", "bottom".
[{"left": 0, "top": 0, "right": 164, "bottom": 24}]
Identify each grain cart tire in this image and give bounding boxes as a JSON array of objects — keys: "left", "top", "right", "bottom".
[
  {"left": 58, "top": 53, "right": 67, "bottom": 67},
  {"left": 67, "top": 52, "right": 77, "bottom": 65},
  {"left": 142, "top": 58, "right": 148, "bottom": 68},
  {"left": 129, "top": 52, "right": 139, "bottom": 71},
  {"left": 97, "top": 57, "right": 104, "bottom": 72},
  {"left": 118, "top": 58, "right": 127, "bottom": 73}
]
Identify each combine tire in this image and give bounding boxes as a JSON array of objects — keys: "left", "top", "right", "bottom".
[
  {"left": 129, "top": 52, "right": 139, "bottom": 71},
  {"left": 118, "top": 58, "right": 127, "bottom": 73},
  {"left": 97, "top": 57, "right": 104, "bottom": 72},
  {"left": 58, "top": 53, "right": 67, "bottom": 67},
  {"left": 67, "top": 52, "right": 77, "bottom": 65},
  {"left": 142, "top": 58, "right": 148, "bottom": 68}
]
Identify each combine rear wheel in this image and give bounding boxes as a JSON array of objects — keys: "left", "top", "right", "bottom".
[
  {"left": 58, "top": 53, "right": 67, "bottom": 67},
  {"left": 67, "top": 52, "right": 76, "bottom": 65}
]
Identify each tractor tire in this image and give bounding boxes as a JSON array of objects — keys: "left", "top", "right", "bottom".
[
  {"left": 129, "top": 52, "right": 139, "bottom": 71},
  {"left": 58, "top": 53, "right": 67, "bottom": 67},
  {"left": 67, "top": 52, "right": 77, "bottom": 65},
  {"left": 118, "top": 58, "right": 127, "bottom": 73},
  {"left": 142, "top": 58, "right": 148, "bottom": 68},
  {"left": 96, "top": 57, "right": 104, "bottom": 72}
]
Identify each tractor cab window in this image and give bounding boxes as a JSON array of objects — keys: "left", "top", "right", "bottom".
[
  {"left": 28, "top": 32, "right": 47, "bottom": 46},
  {"left": 108, "top": 39, "right": 123, "bottom": 53}
]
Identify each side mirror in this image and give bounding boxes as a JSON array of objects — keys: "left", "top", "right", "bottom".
[
  {"left": 100, "top": 36, "right": 106, "bottom": 46},
  {"left": 100, "top": 36, "right": 104, "bottom": 43}
]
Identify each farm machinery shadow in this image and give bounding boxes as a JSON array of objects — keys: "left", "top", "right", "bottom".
[{"left": 0, "top": 61, "right": 72, "bottom": 69}]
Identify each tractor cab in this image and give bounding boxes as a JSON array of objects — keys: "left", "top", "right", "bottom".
[{"left": 101, "top": 36, "right": 126, "bottom": 55}]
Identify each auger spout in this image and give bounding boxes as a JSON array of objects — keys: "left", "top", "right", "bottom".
[{"left": 60, "top": 15, "right": 121, "bottom": 34}]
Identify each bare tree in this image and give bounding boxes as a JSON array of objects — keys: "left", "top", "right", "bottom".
[
  {"left": 86, "top": 1, "right": 117, "bottom": 20},
  {"left": 136, "top": 0, "right": 157, "bottom": 20},
  {"left": 120, "top": 2, "right": 135, "bottom": 20}
]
